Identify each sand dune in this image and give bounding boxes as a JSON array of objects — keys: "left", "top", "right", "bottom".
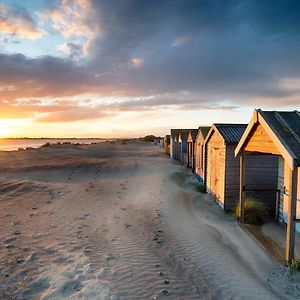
[{"left": 0, "top": 141, "right": 299, "bottom": 299}]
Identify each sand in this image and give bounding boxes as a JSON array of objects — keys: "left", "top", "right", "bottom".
[{"left": 0, "top": 141, "right": 299, "bottom": 299}]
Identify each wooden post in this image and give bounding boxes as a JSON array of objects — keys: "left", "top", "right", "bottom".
[
  {"left": 239, "top": 153, "right": 245, "bottom": 223},
  {"left": 285, "top": 166, "right": 298, "bottom": 264}
]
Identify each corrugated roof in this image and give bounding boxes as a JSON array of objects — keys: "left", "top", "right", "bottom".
[
  {"left": 260, "top": 110, "right": 300, "bottom": 162},
  {"left": 215, "top": 124, "right": 247, "bottom": 143}
]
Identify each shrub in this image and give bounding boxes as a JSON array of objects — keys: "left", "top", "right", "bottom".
[
  {"left": 194, "top": 182, "right": 206, "bottom": 193},
  {"left": 289, "top": 260, "right": 300, "bottom": 274},
  {"left": 235, "top": 198, "right": 269, "bottom": 225},
  {"left": 144, "top": 135, "right": 156, "bottom": 142}
]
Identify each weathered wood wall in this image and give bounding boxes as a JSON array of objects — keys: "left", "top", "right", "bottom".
[
  {"left": 224, "top": 144, "right": 240, "bottom": 210},
  {"left": 206, "top": 132, "right": 226, "bottom": 207},
  {"left": 243, "top": 154, "right": 279, "bottom": 214},
  {"left": 195, "top": 137, "right": 205, "bottom": 180},
  {"left": 244, "top": 124, "right": 280, "bottom": 155}
]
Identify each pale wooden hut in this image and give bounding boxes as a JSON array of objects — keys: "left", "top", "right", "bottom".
[
  {"left": 194, "top": 127, "right": 210, "bottom": 181},
  {"left": 204, "top": 124, "right": 247, "bottom": 211},
  {"left": 235, "top": 109, "right": 300, "bottom": 263},
  {"left": 164, "top": 135, "right": 170, "bottom": 155},
  {"left": 187, "top": 129, "right": 199, "bottom": 171}
]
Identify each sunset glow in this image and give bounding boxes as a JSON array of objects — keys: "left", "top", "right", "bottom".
[{"left": 0, "top": 0, "right": 299, "bottom": 138}]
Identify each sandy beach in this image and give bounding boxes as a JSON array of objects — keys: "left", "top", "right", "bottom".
[{"left": 0, "top": 141, "right": 299, "bottom": 299}]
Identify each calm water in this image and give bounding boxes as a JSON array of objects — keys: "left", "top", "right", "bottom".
[{"left": 0, "top": 139, "right": 109, "bottom": 151}]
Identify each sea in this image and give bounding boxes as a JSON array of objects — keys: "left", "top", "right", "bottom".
[{"left": 0, "top": 138, "right": 109, "bottom": 151}]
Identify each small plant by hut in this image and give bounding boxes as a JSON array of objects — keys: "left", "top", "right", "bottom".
[
  {"left": 235, "top": 198, "right": 269, "bottom": 225},
  {"left": 289, "top": 260, "right": 300, "bottom": 274},
  {"left": 194, "top": 181, "right": 206, "bottom": 193}
]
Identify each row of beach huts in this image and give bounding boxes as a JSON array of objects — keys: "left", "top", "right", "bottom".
[{"left": 164, "top": 109, "right": 300, "bottom": 264}]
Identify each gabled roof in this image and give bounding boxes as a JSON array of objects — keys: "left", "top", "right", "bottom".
[
  {"left": 198, "top": 127, "right": 210, "bottom": 139},
  {"left": 235, "top": 109, "right": 300, "bottom": 169},
  {"left": 195, "top": 126, "right": 211, "bottom": 142},
  {"left": 205, "top": 124, "right": 247, "bottom": 144},
  {"left": 187, "top": 129, "right": 199, "bottom": 142},
  {"left": 170, "top": 129, "right": 193, "bottom": 139},
  {"left": 178, "top": 131, "right": 190, "bottom": 141}
]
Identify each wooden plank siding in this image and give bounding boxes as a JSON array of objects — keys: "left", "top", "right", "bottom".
[
  {"left": 195, "top": 138, "right": 206, "bottom": 181},
  {"left": 243, "top": 154, "right": 279, "bottom": 215},
  {"left": 206, "top": 132, "right": 226, "bottom": 208},
  {"left": 224, "top": 144, "right": 240, "bottom": 210},
  {"left": 244, "top": 124, "right": 281, "bottom": 155}
]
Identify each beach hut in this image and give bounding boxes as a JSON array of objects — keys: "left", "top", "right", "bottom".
[
  {"left": 164, "top": 135, "right": 170, "bottom": 155},
  {"left": 178, "top": 130, "right": 193, "bottom": 166},
  {"left": 178, "top": 132, "right": 187, "bottom": 165},
  {"left": 170, "top": 129, "right": 181, "bottom": 160},
  {"left": 235, "top": 109, "right": 300, "bottom": 263},
  {"left": 194, "top": 127, "right": 211, "bottom": 181},
  {"left": 204, "top": 124, "right": 247, "bottom": 211},
  {"left": 187, "top": 129, "right": 200, "bottom": 171}
]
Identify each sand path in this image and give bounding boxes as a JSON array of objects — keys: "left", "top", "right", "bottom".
[{"left": 0, "top": 142, "right": 298, "bottom": 299}]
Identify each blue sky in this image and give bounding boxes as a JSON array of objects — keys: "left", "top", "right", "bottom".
[{"left": 0, "top": 0, "right": 299, "bottom": 137}]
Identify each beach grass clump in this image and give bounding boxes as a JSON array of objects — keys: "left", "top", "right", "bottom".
[
  {"left": 235, "top": 198, "right": 269, "bottom": 225},
  {"left": 194, "top": 182, "right": 206, "bottom": 193},
  {"left": 289, "top": 260, "right": 300, "bottom": 274}
]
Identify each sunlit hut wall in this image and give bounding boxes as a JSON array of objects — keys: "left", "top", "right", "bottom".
[
  {"left": 235, "top": 109, "right": 300, "bottom": 263},
  {"left": 194, "top": 126, "right": 211, "bottom": 182},
  {"left": 204, "top": 124, "right": 247, "bottom": 211},
  {"left": 164, "top": 135, "right": 170, "bottom": 155},
  {"left": 187, "top": 129, "right": 199, "bottom": 172}
]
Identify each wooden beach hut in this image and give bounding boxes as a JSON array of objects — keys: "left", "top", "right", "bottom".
[
  {"left": 204, "top": 124, "right": 247, "bottom": 211},
  {"left": 235, "top": 109, "right": 300, "bottom": 263},
  {"left": 170, "top": 129, "right": 181, "bottom": 160},
  {"left": 194, "top": 127, "right": 210, "bottom": 181},
  {"left": 187, "top": 129, "right": 199, "bottom": 171},
  {"left": 178, "top": 130, "right": 193, "bottom": 166},
  {"left": 164, "top": 135, "right": 170, "bottom": 155}
]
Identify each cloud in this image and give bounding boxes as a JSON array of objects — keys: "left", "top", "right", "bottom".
[
  {"left": 1, "top": 0, "right": 300, "bottom": 121},
  {"left": 41, "top": 0, "right": 99, "bottom": 57},
  {"left": 0, "top": 3, "right": 43, "bottom": 39},
  {"left": 58, "top": 42, "right": 85, "bottom": 59}
]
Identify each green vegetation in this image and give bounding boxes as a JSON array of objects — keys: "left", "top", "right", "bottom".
[
  {"left": 194, "top": 182, "right": 206, "bottom": 193},
  {"left": 235, "top": 198, "right": 269, "bottom": 225},
  {"left": 143, "top": 135, "right": 157, "bottom": 142},
  {"left": 289, "top": 260, "right": 300, "bottom": 274}
]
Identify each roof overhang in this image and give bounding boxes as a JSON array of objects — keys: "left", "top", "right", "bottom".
[{"left": 235, "top": 109, "right": 298, "bottom": 170}]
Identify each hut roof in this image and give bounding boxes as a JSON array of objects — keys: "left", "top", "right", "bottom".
[
  {"left": 260, "top": 111, "right": 300, "bottom": 162},
  {"left": 212, "top": 124, "right": 247, "bottom": 143},
  {"left": 178, "top": 131, "right": 190, "bottom": 141},
  {"left": 170, "top": 129, "right": 192, "bottom": 139},
  {"left": 198, "top": 127, "right": 210, "bottom": 139},
  {"left": 170, "top": 129, "right": 182, "bottom": 138},
  {"left": 188, "top": 129, "right": 199, "bottom": 141},
  {"left": 235, "top": 109, "right": 300, "bottom": 169}
]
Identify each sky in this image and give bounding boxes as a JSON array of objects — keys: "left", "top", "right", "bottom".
[{"left": 0, "top": 0, "right": 299, "bottom": 138}]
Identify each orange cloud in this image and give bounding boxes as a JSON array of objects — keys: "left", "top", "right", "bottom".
[{"left": 0, "top": 4, "right": 43, "bottom": 39}]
